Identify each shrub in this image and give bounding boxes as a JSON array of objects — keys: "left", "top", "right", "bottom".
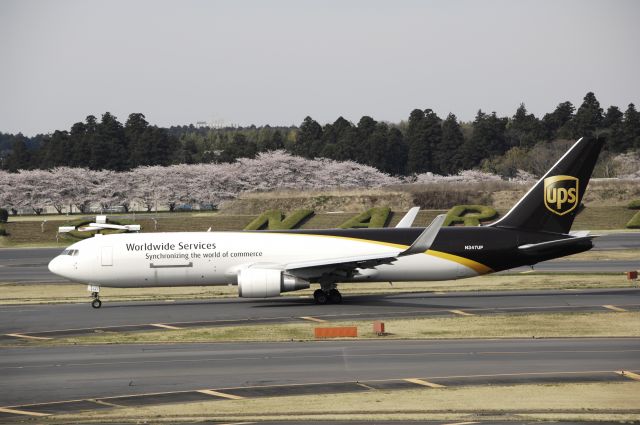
[
  {"left": 628, "top": 200, "right": 640, "bottom": 210},
  {"left": 339, "top": 207, "right": 391, "bottom": 228},
  {"left": 445, "top": 205, "right": 498, "bottom": 226},
  {"left": 627, "top": 211, "right": 640, "bottom": 229},
  {"left": 0, "top": 208, "right": 8, "bottom": 223},
  {"left": 0, "top": 224, "right": 7, "bottom": 236},
  {"left": 244, "top": 209, "right": 314, "bottom": 230}
]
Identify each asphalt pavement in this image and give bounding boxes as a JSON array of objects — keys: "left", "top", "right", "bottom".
[
  {"left": 1, "top": 337, "right": 638, "bottom": 407},
  {"left": 1, "top": 288, "right": 638, "bottom": 337}
]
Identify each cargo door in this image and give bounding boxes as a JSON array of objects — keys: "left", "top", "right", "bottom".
[{"left": 101, "top": 246, "right": 113, "bottom": 266}]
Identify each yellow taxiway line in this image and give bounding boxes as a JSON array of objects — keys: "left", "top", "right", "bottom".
[
  {"left": 603, "top": 305, "right": 627, "bottom": 312},
  {"left": 616, "top": 370, "right": 640, "bottom": 381},
  {"left": 5, "top": 333, "right": 52, "bottom": 340},
  {"left": 404, "top": 378, "right": 446, "bottom": 388},
  {"left": 0, "top": 407, "right": 49, "bottom": 417},
  {"left": 449, "top": 309, "right": 474, "bottom": 316},
  {"left": 299, "top": 316, "right": 328, "bottom": 323},
  {"left": 198, "top": 389, "right": 244, "bottom": 400},
  {"left": 150, "top": 323, "right": 182, "bottom": 330}
]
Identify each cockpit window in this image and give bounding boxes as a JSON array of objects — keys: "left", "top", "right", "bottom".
[{"left": 61, "top": 249, "right": 79, "bottom": 256}]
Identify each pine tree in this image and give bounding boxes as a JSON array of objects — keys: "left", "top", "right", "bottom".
[
  {"left": 125, "top": 113, "right": 150, "bottom": 167},
  {"left": 92, "top": 112, "right": 127, "bottom": 170},
  {"left": 542, "top": 101, "right": 575, "bottom": 139},
  {"left": 296, "top": 116, "right": 322, "bottom": 158},
  {"left": 3, "top": 136, "right": 31, "bottom": 172},
  {"left": 572, "top": 92, "right": 603, "bottom": 138},
  {"left": 382, "top": 128, "right": 406, "bottom": 175},
  {"left": 603, "top": 106, "right": 624, "bottom": 152},
  {"left": 622, "top": 103, "right": 640, "bottom": 150},
  {"left": 463, "top": 110, "right": 508, "bottom": 168},
  {"left": 367, "top": 122, "right": 389, "bottom": 171},
  {"left": 437, "top": 113, "right": 465, "bottom": 174},
  {"left": 508, "top": 103, "right": 542, "bottom": 147},
  {"left": 406, "top": 109, "right": 442, "bottom": 174}
]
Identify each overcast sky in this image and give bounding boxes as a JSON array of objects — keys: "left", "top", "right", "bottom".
[{"left": 1, "top": 0, "right": 639, "bottom": 135}]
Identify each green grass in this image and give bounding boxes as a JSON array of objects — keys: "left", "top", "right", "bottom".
[
  {"left": 444, "top": 204, "right": 497, "bottom": 226},
  {"left": 627, "top": 211, "right": 640, "bottom": 229},
  {"left": 243, "top": 209, "right": 314, "bottom": 230},
  {"left": 628, "top": 199, "right": 640, "bottom": 209},
  {"left": 13, "top": 312, "right": 640, "bottom": 346},
  {"left": 338, "top": 206, "right": 391, "bottom": 228}
]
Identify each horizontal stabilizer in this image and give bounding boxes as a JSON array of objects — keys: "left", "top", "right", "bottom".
[
  {"left": 400, "top": 214, "right": 446, "bottom": 256},
  {"left": 518, "top": 235, "right": 597, "bottom": 254},
  {"left": 395, "top": 207, "right": 420, "bottom": 228},
  {"left": 569, "top": 230, "right": 591, "bottom": 238}
]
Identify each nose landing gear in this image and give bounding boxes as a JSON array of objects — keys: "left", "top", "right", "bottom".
[
  {"left": 91, "top": 292, "right": 102, "bottom": 308},
  {"left": 88, "top": 285, "right": 102, "bottom": 309}
]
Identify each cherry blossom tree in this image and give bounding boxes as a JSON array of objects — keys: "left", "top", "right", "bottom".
[{"left": 0, "top": 150, "right": 560, "bottom": 215}]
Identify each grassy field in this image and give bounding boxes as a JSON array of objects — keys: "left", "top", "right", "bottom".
[
  {"left": 52, "top": 382, "right": 640, "bottom": 423},
  {"left": 0, "top": 273, "right": 636, "bottom": 305},
  {"left": 0, "top": 206, "right": 637, "bottom": 248},
  {"left": 11, "top": 312, "right": 639, "bottom": 346}
]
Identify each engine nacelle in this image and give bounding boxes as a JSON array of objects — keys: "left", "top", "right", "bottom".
[{"left": 237, "top": 268, "right": 310, "bottom": 298}]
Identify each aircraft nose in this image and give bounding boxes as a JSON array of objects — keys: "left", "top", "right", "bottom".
[{"left": 48, "top": 256, "right": 64, "bottom": 276}]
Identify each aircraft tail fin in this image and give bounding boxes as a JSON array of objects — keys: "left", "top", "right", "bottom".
[{"left": 490, "top": 137, "right": 604, "bottom": 234}]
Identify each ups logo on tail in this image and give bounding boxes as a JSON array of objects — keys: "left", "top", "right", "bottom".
[{"left": 544, "top": 175, "right": 579, "bottom": 216}]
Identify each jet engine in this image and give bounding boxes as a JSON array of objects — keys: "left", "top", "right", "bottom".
[{"left": 237, "top": 268, "right": 310, "bottom": 298}]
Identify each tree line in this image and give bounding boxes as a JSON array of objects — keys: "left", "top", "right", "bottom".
[{"left": 1, "top": 92, "right": 639, "bottom": 175}]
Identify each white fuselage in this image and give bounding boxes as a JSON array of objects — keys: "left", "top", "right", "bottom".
[{"left": 48, "top": 231, "right": 480, "bottom": 288}]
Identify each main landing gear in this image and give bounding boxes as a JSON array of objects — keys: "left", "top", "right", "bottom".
[{"left": 313, "top": 288, "right": 342, "bottom": 305}]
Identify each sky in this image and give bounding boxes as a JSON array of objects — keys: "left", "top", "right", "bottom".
[{"left": 1, "top": 0, "right": 639, "bottom": 135}]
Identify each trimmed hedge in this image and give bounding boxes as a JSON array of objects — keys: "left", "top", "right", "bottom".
[
  {"left": 338, "top": 207, "right": 391, "bottom": 229},
  {"left": 627, "top": 211, "right": 640, "bottom": 229},
  {"left": 244, "top": 209, "right": 314, "bottom": 230},
  {"left": 628, "top": 200, "right": 640, "bottom": 210},
  {"left": 0, "top": 223, "right": 7, "bottom": 236},
  {"left": 0, "top": 208, "right": 8, "bottom": 223},
  {"left": 445, "top": 205, "right": 498, "bottom": 226}
]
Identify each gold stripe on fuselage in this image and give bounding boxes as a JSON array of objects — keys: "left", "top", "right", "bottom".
[
  {"left": 426, "top": 250, "right": 493, "bottom": 274},
  {"left": 270, "top": 231, "right": 494, "bottom": 275}
]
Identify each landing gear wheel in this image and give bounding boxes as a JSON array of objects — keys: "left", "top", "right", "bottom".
[
  {"left": 313, "top": 289, "right": 328, "bottom": 305},
  {"left": 90, "top": 290, "right": 101, "bottom": 309},
  {"left": 328, "top": 289, "right": 342, "bottom": 304}
]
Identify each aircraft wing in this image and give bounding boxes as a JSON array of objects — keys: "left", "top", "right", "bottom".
[{"left": 283, "top": 214, "right": 446, "bottom": 281}]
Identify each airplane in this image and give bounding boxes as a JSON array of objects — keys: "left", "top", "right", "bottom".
[{"left": 48, "top": 137, "right": 603, "bottom": 308}]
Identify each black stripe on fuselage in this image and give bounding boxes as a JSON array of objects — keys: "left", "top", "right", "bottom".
[{"left": 256, "top": 227, "right": 592, "bottom": 272}]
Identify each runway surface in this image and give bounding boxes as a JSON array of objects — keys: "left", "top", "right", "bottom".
[
  {"left": 0, "top": 232, "right": 638, "bottom": 284},
  {"left": 1, "top": 288, "right": 638, "bottom": 338},
  {"left": 1, "top": 337, "right": 639, "bottom": 407}
]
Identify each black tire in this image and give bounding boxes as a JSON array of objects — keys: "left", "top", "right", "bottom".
[
  {"left": 313, "top": 289, "right": 328, "bottom": 305},
  {"left": 91, "top": 299, "right": 102, "bottom": 309},
  {"left": 328, "top": 289, "right": 342, "bottom": 304}
]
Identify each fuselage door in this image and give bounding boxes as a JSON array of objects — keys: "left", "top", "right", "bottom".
[{"left": 101, "top": 246, "right": 113, "bottom": 266}]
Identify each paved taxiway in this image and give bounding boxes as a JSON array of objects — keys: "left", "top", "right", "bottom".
[
  {"left": 0, "top": 232, "right": 638, "bottom": 283},
  {"left": 0, "top": 288, "right": 638, "bottom": 337},
  {"left": 1, "top": 337, "right": 638, "bottom": 407}
]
